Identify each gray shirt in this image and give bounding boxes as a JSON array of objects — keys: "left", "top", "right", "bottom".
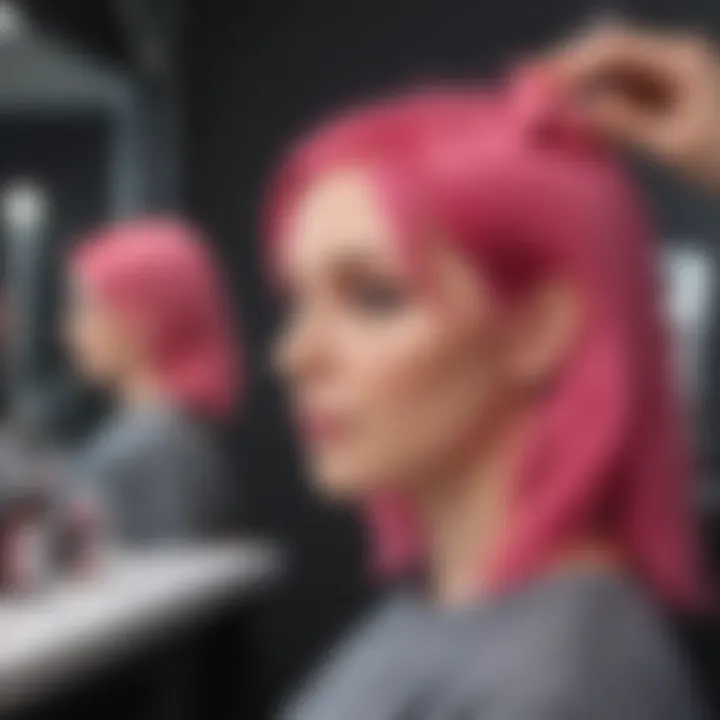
[
  {"left": 283, "top": 570, "right": 708, "bottom": 720},
  {"left": 73, "top": 404, "right": 232, "bottom": 544}
]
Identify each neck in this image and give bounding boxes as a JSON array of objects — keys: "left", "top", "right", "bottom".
[
  {"left": 117, "top": 370, "right": 164, "bottom": 412},
  {"left": 413, "top": 412, "right": 621, "bottom": 609},
  {"left": 414, "top": 412, "right": 525, "bottom": 608}
]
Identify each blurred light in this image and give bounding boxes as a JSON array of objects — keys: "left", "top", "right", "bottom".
[
  {"left": 663, "top": 242, "right": 715, "bottom": 401},
  {"left": 0, "top": 181, "right": 50, "bottom": 237},
  {"left": 0, "top": 1, "right": 27, "bottom": 42}
]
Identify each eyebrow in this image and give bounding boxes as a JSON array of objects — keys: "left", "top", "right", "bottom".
[
  {"left": 325, "top": 239, "right": 407, "bottom": 268},
  {"left": 322, "top": 253, "right": 413, "bottom": 288},
  {"left": 276, "top": 238, "right": 411, "bottom": 293}
]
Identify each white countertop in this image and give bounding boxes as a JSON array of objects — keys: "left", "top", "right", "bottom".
[{"left": 0, "top": 540, "right": 281, "bottom": 713}]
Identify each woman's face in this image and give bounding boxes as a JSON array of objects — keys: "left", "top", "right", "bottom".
[
  {"left": 274, "top": 168, "right": 572, "bottom": 498},
  {"left": 62, "top": 279, "right": 138, "bottom": 388}
]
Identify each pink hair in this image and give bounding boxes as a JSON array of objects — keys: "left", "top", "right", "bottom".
[
  {"left": 70, "top": 217, "right": 241, "bottom": 421},
  {"left": 264, "top": 74, "right": 707, "bottom": 609}
]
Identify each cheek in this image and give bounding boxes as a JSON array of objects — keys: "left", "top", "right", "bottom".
[
  {"left": 67, "top": 311, "right": 122, "bottom": 376},
  {"left": 340, "top": 309, "right": 503, "bottom": 484}
]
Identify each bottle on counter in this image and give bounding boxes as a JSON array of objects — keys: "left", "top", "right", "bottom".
[
  {"left": 0, "top": 481, "right": 52, "bottom": 595},
  {"left": 62, "top": 495, "right": 108, "bottom": 578}
]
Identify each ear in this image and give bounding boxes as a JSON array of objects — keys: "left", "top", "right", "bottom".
[{"left": 503, "top": 280, "right": 583, "bottom": 391}]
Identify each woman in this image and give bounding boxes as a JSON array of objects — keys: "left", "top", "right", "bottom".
[
  {"left": 63, "top": 218, "right": 241, "bottom": 545},
  {"left": 267, "top": 73, "right": 711, "bottom": 718}
]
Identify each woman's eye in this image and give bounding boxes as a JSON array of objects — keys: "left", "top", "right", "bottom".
[{"left": 349, "top": 279, "right": 409, "bottom": 314}]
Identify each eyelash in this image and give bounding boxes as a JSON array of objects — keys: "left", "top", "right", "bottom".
[
  {"left": 278, "top": 277, "right": 410, "bottom": 323},
  {"left": 347, "top": 279, "right": 409, "bottom": 315}
]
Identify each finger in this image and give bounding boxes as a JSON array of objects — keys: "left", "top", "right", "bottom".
[
  {"left": 580, "top": 89, "right": 696, "bottom": 164},
  {"left": 542, "top": 25, "right": 694, "bottom": 96},
  {"left": 580, "top": 91, "right": 659, "bottom": 145}
]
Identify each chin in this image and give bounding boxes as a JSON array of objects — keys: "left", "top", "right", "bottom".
[
  {"left": 308, "top": 457, "right": 379, "bottom": 500},
  {"left": 82, "top": 368, "right": 111, "bottom": 387}
]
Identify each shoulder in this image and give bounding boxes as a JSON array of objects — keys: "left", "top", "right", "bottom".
[
  {"left": 282, "top": 594, "right": 413, "bottom": 716},
  {"left": 448, "top": 573, "right": 708, "bottom": 719},
  {"left": 81, "top": 407, "right": 220, "bottom": 476}
]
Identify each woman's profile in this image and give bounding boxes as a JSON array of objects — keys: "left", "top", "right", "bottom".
[
  {"left": 266, "top": 73, "right": 710, "bottom": 718},
  {"left": 63, "top": 218, "right": 241, "bottom": 545}
]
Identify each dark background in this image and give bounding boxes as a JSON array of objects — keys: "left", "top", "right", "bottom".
[{"left": 18, "top": 0, "right": 720, "bottom": 706}]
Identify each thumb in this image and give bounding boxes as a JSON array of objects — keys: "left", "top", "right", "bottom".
[{"left": 581, "top": 91, "right": 661, "bottom": 148}]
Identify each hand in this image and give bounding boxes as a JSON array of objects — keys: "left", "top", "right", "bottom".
[{"left": 543, "top": 23, "right": 720, "bottom": 188}]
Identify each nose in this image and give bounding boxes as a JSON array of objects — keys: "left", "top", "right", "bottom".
[{"left": 273, "top": 305, "right": 332, "bottom": 389}]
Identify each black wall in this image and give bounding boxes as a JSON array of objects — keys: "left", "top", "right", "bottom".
[{"left": 184, "top": 0, "right": 720, "bottom": 702}]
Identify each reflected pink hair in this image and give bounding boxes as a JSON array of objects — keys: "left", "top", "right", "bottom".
[
  {"left": 71, "top": 217, "right": 241, "bottom": 420},
  {"left": 264, "top": 74, "right": 707, "bottom": 609}
]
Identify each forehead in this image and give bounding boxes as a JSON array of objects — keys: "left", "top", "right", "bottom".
[
  {"left": 281, "top": 168, "right": 398, "bottom": 270},
  {"left": 278, "top": 167, "right": 487, "bottom": 319}
]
